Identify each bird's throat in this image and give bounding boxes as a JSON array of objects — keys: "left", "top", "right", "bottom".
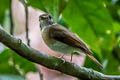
[{"left": 40, "top": 22, "right": 56, "bottom": 32}]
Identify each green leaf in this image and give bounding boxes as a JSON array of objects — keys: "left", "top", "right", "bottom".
[
  {"left": 105, "top": 52, "right": 120, "bottom": 75},
  {"left": 0, "top": 75, "right": 24, "bottom": 80},
  {"left": 27, "top": 0, "right": 46, "bottom": 12},
  {"left": 0, "top": 49, "right": 36, "bottom": 75},
  {"left": 0, "top": 49, "right": 18, "bottom": 74},
  {"left": 0, "top": 0, "right": 9, "bottom": 25},
  {"left": 62, "top": 0, "right": 113, "bottom": 59},
  {"left": 28, "top": 0, "right": 68, "bottom": 21},
  {"left": 113, "top": 22, "right": 120, "bottom": 33},
  {"left": 107, "top": 61, "right": 120, "bottom": 75}
]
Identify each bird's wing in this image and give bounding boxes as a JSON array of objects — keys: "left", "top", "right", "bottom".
[
  {"left": 48, "top": 24, "right": 103, "bottom": 68},
  {"left": 48, "top": 24, "right": 91, "bottom": 54}
]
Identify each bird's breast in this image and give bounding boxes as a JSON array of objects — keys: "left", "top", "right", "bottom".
[
  {"left": 41, "top": 27, "right": 81, "bottom": 54},
  {"left": 42, "top": 28, "right": 56, "bottom": 46}
]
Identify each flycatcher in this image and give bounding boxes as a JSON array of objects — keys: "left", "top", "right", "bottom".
[{"left": 39, "top": 13, "right": 103, "bottom": 68}]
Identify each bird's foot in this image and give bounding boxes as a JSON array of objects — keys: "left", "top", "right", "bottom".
[
  {"left": 58, "top": 54, "right": 66, "bottom": 63},
  {"left": 58, "top": 54, "right": 65, "bottom": 59}
]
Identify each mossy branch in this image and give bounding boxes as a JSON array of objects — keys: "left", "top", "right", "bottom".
[{"left": 0, "top": 27, "right": 120, "bottom": 80}]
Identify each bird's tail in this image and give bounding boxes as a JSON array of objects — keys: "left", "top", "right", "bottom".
[{"left": 86, "top": 54, "right": 103, "bottom": 69}]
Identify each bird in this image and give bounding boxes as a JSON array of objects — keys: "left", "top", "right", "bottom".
[{"left": 39, "top": 13, "right": 103, "bottom": 68}]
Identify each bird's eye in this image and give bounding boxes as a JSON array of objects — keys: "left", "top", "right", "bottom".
[{"left": 48, "top": 15, "right": 52, "bottom": 19}]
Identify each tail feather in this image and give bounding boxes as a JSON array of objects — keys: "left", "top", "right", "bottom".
[{"left": 86, "top": 54, "right": 103, "bottom": 69}]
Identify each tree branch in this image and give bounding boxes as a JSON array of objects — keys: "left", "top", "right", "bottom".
[{"left": 0, "top": 27, "right": 120, "bottom": 80}]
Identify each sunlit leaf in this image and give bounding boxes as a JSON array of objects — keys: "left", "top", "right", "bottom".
[
  {"left": 0, "top": 49, "right": 36, "bottom": 74},
  {"left": 0, "top": 0, "right": 9, "bottom": 25},
  {"left": 28, "top": 0, "right": 68, "bottom": 21},
  {"left": 62, "top": 0, "right": 113, "bottom": 59}
]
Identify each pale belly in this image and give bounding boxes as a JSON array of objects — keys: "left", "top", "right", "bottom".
[
  {"left": 42, "top": 29, "right": 81, "bottom": 55},
  {"left": 48, "top": 41, "right": 81, "bottom": 55}
]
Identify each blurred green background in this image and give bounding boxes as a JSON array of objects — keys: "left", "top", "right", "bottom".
[{"left": 0, "top": 0, "right": 120, "bottom": 80}]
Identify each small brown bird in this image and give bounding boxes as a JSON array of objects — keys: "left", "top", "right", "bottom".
[{"left": 39, "top": 13, "right": 103, "bottom": 68}]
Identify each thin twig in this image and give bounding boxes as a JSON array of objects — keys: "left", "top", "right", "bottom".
[
  {"left": 20, "top": 0, "right": 30, "bottom": 46},
  {"left": 20, "top": 0, "right": 43, "bottom": 79},
  {"left": 24, "top": 0, "right": 30, "bottom": 46},
  {"left": 9, "top": 0, "right": 14, "bottom": 35},
  {"left": 36, "top": 65, "right": 43, "bottom": 80},
  {"left": 24, "top": 1, "right": 30, "bottom": 46}
]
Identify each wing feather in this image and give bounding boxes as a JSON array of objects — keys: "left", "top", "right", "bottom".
[
  {"left": 48, "top": 24, "right": 91, "bottom": 54},
  {"left": 48, "top": 24, "right": 103, "bottom": 68}
]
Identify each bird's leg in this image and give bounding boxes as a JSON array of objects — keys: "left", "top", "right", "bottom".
[
  {"left": 70, "top": 53, "right": 73, "bottom": 62},
  {"left": 70, "top": 51, "right": 80, "bottom": 62},
  {"left": 59, "top": 54, "right": 65, "bottom": 59},
  {"left": 58, "top": 54, "right": 66, "bottom": 63}
]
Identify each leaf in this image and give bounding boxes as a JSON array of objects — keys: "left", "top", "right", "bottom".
[
  {"left": 113, "top": 22, "right": 120, "bottom": 33},
  {"left": 28, "top": 0, "right": 68, "bottom": 21},
  {"left": 0, "top": 75, "right": 24, "bottom": 80},
  {"left": 0, "top": 0, "right": 9, "bottom": 25},
  {"left": 0, "top": 49, "right": 36, "bottom": 75},
  {"left": 105, "top": 52, "right": 120, "bottom": 75},
  {"left": 0, "top": 49, "right": 18, "bottom": 74},
  {"left": 62, "top": 0, "right": 113, "bottom": 59},
  {"left": 27, "top": 0, "right": 46, "bottom": 12}
]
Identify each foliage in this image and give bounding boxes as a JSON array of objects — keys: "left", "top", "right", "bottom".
[
  {"left": 0, "top": 48, "right": 36, "bottom": 79},
  {"left": 0, "top": 0, "right": 9, "bottom": 25},
  {"left": 28, "top": 0, "right": 120, "bottom": 75},
  {"left": 0, "top": 0, "right": 120, "bottom": 79},
  {"left": 28, "top": 0, "right": 68, "bottom": 21}
]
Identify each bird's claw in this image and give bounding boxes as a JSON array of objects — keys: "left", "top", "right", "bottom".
[{"left": 58, "top": 54, "right": 66, "bottom": 64}]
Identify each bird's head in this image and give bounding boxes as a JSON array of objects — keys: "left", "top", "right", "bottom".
[{"left": 39, "top": 14, "right": 55, "bottom": 29}]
